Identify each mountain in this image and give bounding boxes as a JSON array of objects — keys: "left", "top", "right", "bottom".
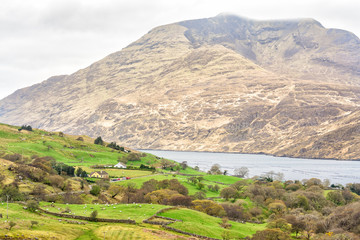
[{"left": 1, "top": 14, "right": 360, "bottom": 159}]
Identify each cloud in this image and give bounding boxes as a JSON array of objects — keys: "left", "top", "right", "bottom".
[{"left": 0, "top": 0, "right": 359, "bottom": 99}]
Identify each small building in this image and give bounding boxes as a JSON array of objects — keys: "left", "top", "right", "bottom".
[
  {"left": 89, "top": 171, "right": 109, "bottom": 179},
  {"left": 114, "top": 162, "right": 126, "bottom": 168}
]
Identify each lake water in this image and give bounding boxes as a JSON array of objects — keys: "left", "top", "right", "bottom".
[{"left": 141, "top": 150, "right": 360, "bottom": 185}]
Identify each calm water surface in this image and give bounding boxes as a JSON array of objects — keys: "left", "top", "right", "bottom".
[{"left": 141, "top": 150, "right": 360, "bottom": 185}]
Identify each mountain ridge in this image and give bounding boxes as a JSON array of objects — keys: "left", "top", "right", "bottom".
[{"left": 1, "top": 14, "right": 360, "bottom": 159}]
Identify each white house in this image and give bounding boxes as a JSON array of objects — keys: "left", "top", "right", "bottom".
[{"left": 114, "top": 162, "right": 126, "bottom": 168}]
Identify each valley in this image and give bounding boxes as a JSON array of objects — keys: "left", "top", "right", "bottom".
[{"left": 0, "top": 124, "right": 359, "bottom": 239}]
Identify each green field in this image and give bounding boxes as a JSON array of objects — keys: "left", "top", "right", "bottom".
[
  {"left": 0, "top": 203, "right": 178, "bottom": 240},
  {"left": 115, "top": 173, "right": 236, "bottom": 198},
  {"left": 39, "top": 202, "right": 168, "bottom": 222},
  {"left": 159, "top": 208, "right": 266, "bottom": 239}
]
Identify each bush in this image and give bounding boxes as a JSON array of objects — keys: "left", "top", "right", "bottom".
[
  {"left": 94, "top": 136, "right": 104, "bottom": 145},
  {"left": 90, "top": 210, "right": 98, "bottom": 221},
  {"left": 222, "top": 203, "right": 250, "bottom": 221},
  {"left": 26, "top": 200, "right": 39, "bottom": 212},
  {"left": 8, "top": 221, "right": 16, "bottom": 230},
  {"left": 30, "top": 220, "right": 38, "bottom": 228},
  {"left": 192, "top": 200, "right": 226, "bottom": 217},
  {"left": 90, "top": 185, "right": 101, "bottom": 196},
  {"left": 19, "top": 125, "right": 32, "bottom": 131},
  {"left": 169, "top": 194, "right": 192, "bottom": 206}
]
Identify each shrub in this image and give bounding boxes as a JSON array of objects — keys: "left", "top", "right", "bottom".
[
  {"left": 48, "top": 175, "right": 64, "bottom": 189},
  {"left": 222, "top": 203, "right": 250, "bottom": 221},
  {"left": 90, "top": 185, "right": 101, "bottom": 196},
  {"left": 26, "top": 200, "right": 39, "bottom": 212},
  {"left": 251, "top": 228, "right": 291, "bottom": 240},
  {"left": 30, "top": 220, "right": 38, "bottom": 228},
  {"left": 193, "top": 191, "right": 206, "bottom": 200},
  {"left": 192, "top": 200, "right": 226, "bottom": 217},
  {"left": 90, "top": 210, "right": 98, "bottom": 221},
  {"left": 327, "top": 191, "right": 345, "bottom": 205},
  {"left": 169, "top": 194, "right": 192, "bottom": 206},
  {"left": 8, "top": 221, "right": 16, "bottom": 230},
  {"left": 94, "top": 136, "right": 104, "bottom": 145},
  {"left": 19, "top": 125, "right": 32, "bottom": 131}
]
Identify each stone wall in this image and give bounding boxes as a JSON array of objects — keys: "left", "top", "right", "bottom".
[{"left": 40, "top": 208, "right": 136, "bottom": 224}]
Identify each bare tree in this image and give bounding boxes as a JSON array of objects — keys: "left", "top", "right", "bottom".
[
  {"left": 208, "top": 164, "right": 222, "bottom": 175},
  {"left": 234, "top": 167, "right": 249, "bottom": 178}
]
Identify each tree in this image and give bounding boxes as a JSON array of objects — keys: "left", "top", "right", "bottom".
[
  {"left": 197, "top": 182, "right": 205, "bottom": 190},
  {"left": 127, "top": 153, "right": 140, "bottom": 161},
  {"left": 220, "top": 187, "right": 237, "bottom": 201},
  {"left": 145, "top": 189, "right": 179, "bottom": 204},
  {"left": 90, "top": 210, "right": 98, "bottom": 221},
  {"left": 327, "top": 191, "right": 345, "bottom": 205},
  {"left": 94, "top": 136, "right": 104, "bottom": 145},
  {"left": 180, "top": 161, "right": 188, "bottom": 170},
  {"left": 76, "top": 167, "right": 87, "bottom": 177},
  {"left": 234, "top": 167, "right": 249, "bottom": 178},
  {"left": 267, "top": 218, "right": 291, "bottom": 233},
  {"left": 122, "top": 182, "right": 137, "bottom": 203},
  {"left": 268, "top": 200, "right": 287, "bottom": 215},
  {"left": 0, "top": 184, "right": 24, "bottom": 201},
  {"left": 8, "top": 221, "right": 16, "bottom": 230},
  {"left": 231, "top": 180, "right": 248, "bottom": 191},
  {"left": 193, "top": 191, "right": 206, "bottom": 200},
  {"left": 285, "top": 215, "right": 306, "bottom": 237},
  {"left": 222, "top": 204, "right": 249, "bottom": 221},
  {"left": 20, "top": 125, "right": 32, "bottom": 131},
  {"left": 208, "top": 164, "right": 222, "bottom": 175},
  {"left": 169, "top": 194, "right": 192, "bottom": 206},
  {"left": 188, "top": 176, "right": 198, "bottom": 185},
  {"left": 192, "top": 200, "right": 226, "bottom": 217},
  {"left": 160, "top": 158, "right": 172, "bottom": 169},
  {"left": 48, "top": 175, "right": 64, "bottom": 189}
]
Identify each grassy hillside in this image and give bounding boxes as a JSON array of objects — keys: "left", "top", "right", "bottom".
[
  {"left": 2, "top": 123, "right": 358, "bottom": 239},
  {"left": 0, "top": 123, "right": 158, "bottom": 168},
  {"left": 159, "top": 208, "right": 265, "bottom": 239},
  {"left": 0, "top": 203, "right": 178, "bottom": 240}
]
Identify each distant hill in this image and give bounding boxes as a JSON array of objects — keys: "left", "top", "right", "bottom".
[{"left": 1, "top": 14, "right": 360, "bottom": 159}]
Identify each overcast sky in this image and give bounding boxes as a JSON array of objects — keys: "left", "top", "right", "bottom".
[{"left": 1, "top": 0, "right": 359, "bottom": 99}]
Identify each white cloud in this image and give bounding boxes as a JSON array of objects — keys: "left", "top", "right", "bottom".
[{"left": 0, "top": 0, "right": 359, "bottom": 99}]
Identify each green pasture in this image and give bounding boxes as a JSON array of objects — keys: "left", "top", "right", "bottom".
[
  {"left": 115, "top": 174, "right": 232, "bottom": 198},
  {"left": 39, "top": 202, "right": 168, "bottom": 222},
  {"left": 159, "top": 208, "right": 266, "bottom": 239},
  {"left": 0, "top": 203, "right": 171, "bottom": 240}
]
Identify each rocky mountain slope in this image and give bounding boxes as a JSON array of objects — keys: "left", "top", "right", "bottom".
[{"left": 1, "top": 14, "right": 360, "bottom": 159}]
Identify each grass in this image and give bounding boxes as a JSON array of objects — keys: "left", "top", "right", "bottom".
[
  {"left": 0, "top": 123, "right": 161, "bottom": 171},
  {"left": 0, "top": 203, "right": 173, "bottom": 240},
  {"left": 159, "top": 208, "right": 266, "bottom": 239},
  {"left": 82, "top": 167, "right": 154, "bottom": 178},
  {"left": 203, "top": 175, "right": 245, "bottom": 185},
  {"left": 115, "top": 174, "right": 228, "bottom": 198},
  {"left": 39, "top": 202, "right": 168, "bottom": 222}
]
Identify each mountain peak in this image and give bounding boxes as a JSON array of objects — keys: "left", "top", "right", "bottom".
[{"left": 0, "top": 15, "right": 360, "bottom": 160}]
